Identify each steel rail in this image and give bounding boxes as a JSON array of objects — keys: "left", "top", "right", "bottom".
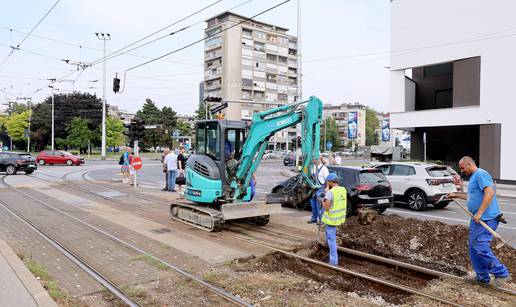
[
  {"left": 0, "top": 196, "right": 142, "bottom": 307},
  {"left": 223, "top": 233, "right": 464, "bottom": 307},
  {"left": 2, "top": 175, "right": 251, "bottom": 307}
]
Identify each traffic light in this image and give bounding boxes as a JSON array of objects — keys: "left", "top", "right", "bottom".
[
  {"left": 113, "top": 77, "right": 121, "bottom": 93},
  {"left": 125, "top": 118, "right": 145, "bottom": 143},
  {"left": 206, "top": 96, "right": 222, "bottom": 102}
]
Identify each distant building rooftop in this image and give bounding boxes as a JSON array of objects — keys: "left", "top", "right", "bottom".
[{"left": 205, "top": 11, "right": 290, "bottom": 32}]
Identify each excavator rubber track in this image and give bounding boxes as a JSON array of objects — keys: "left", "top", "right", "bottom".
[{"left": 169, "top": 201, "right": 225, "bottom": 232}]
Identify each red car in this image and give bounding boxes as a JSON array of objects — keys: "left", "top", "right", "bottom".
[{"left": 36, "top": 151, "right": 84, "bottom": 166}]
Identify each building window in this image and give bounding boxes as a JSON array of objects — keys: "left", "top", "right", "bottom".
[
  {"left": 242, "top": 58, "right": 253, "bottom": 67},
  {"left": 241, "top": 90, "right": 252, "bottom": 100},
  {"left": 242, "top": 28, "right": 253, "bottom": 37},
  {"left": 242, "top": 69, "right": 253, "bottom": 78},
  {"left": 278, "top": 93, "right": 288, "bottom": 101},
  {"left": 266, "top": 73, "right": 277, "bottom": 83},
  {"left": 266, "top": 54, "right": 277, "bottom": 61},
  {"left": 242, "top": 38, "right": 253, "bottom": 46},
  {"left": 254, "top": 42, "right": 264, "bottom": 52},
  {"left": 242, "top": 78, "right": 253, "bottom": 87},
  {"left": 205, "top": 36, "right": 222, "bottom": 49},
  {"left": 435, "top": 89, "right": 453, "bottom": 109},
  {"left": 255, "top": 31, "right": 266, "bottom": 40},
  {"left": 242, "top": 47, "right": 253, "bottom": 58},
  {"left": 424, "top": 63, "right": 453, "bottom": 78},
  {"left": 266, "top": 34, "right": 277, "bottom": 43}
]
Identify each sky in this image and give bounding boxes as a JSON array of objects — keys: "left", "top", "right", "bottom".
[{"left": 0, "top": 0, "right": 391, "bottom": 115}]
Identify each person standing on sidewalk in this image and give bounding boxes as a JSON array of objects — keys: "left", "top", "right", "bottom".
[
  {"left": 321, "top": 173, "right": 347, "bottom": 266},
  {"left": 164, "top": 149, "right": 178, "bottom": 192},
  {"left": 121, "top": 147, "right": 132, "bottom": 184},
  {"left": 447, "top": 156, "right": 510, "bottom": 287},
  {"left": 176, "top": 146, "right": 187, "bottom": 194},
  {"left": 161, "top": 149, "right": 170, "bottom": 191},
  {"left": 308, "top": 157, "right": 329, "bottom": 224}
]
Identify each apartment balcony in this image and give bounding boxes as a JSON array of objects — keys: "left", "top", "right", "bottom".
[
  {"left": 204, "top": 69, "right": 222, "bottom": 81},
  {"left": 205, "top": 50, "right": 222, "bottom": 61}
]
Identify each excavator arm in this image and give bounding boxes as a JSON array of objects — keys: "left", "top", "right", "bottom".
[{"left": 231, "top": 96, "right": 323, "bottom": 201}]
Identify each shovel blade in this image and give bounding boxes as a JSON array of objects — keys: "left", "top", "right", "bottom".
[{"left": 221, "top": 201, "right": 283, "bottom": 220}]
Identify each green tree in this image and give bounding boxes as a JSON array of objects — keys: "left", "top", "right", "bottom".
[
  {"left": 159, "top": 106, "right": 178, "bottom": 146},
  {"left": 195, "top": 101, "right": 208, "bottom": 120},
  {"left": 136, "top": 98, "right": 161, "bottom": 148},
  {"left": 365, "top": 107, "right": 380, "bottom": 146},
  {"left": 106, "top": 117, "right": 125, "bottom": 149},
  {"left": 5, "top": 111, "right": 30, "bottom": 141},
  {"left": 65, "top": 117, "right": 93, "bottom": 153},
  {"left": 322, "top": 117, "right": 341, "bottom": 152}
]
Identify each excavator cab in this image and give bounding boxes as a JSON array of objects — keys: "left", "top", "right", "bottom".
[{"left": 185, "top": 120, "right": 252, "bottom": 204}]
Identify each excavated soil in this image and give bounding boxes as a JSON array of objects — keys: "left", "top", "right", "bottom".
[
  {"left": 338, "top": 215, "right": 516, "bottom": 276},
  {"left": 201, "top": 252, "right": 413, "bottom": 306}
]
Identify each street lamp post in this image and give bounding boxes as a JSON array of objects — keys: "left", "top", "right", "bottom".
[
  {"left": 48, "top": 86, "right": 58, "bottom": 151},
  {"left": 95, "top": 33, "right": 111, "bottom": 160}
]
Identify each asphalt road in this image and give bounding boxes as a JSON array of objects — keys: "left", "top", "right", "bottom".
[{"left": 30, "top": 160, "right": 516, "bottom": 247}]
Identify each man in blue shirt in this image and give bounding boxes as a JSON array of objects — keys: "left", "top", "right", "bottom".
[{"left": 448, "top": 156, "right": 510, "bottom": 286}]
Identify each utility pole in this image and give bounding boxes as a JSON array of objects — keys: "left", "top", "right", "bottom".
[
  {"left": 295, "top": 0, "right": 302, "bottom": 167},
  {"left": 17, "top": 97, "right": 32, "bottom": 152},
  {"left": 95, "top": 32, "right": 111, "bottom": 160}
]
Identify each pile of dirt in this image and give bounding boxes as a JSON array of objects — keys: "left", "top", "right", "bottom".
[{"left": 338, "top": 215, "right": 516, "bottom": 276}]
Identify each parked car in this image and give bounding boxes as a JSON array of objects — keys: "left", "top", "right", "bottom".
[
  {"left": 36, "top": 151, "right": 84, "bottom": 166},
  {"left": 271, "top": 166, "right": 393, "bottom": 216},
  {"left": 374, "top": 162, "right": 456, "bottom": 211},
  {"left": 0, "top": 152, "right": 37, "bottom": 175},
  {"left": 283, "top": 153, "right": 296, "bottom": 166}
]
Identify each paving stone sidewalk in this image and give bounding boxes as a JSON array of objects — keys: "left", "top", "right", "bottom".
[{"left": 0, "top": 239, "right": 57, "bottom": 307}]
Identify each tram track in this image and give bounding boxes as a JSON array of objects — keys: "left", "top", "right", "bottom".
[
  {"left": 0, "top": 174, "right": 251, "bottom": 307},
  {"left": 28, "top": 170, "right": 516, "bottom": 304}
]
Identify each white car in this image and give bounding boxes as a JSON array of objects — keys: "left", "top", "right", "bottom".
[{"left": 374, "top": 162, "right": 457, "bottom": 211}]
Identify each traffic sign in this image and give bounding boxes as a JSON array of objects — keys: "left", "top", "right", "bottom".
[
  {"left": 326, "top": 141, "right": 333, "bottom": 150},
  {"left": 132, "top": 157, "right": 143, "bottom": 170},
  {"left": 210, "top": 102, "right": 228, "bottom": 115}
]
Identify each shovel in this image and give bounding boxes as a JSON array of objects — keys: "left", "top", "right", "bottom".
[{"left": 441, "top": 195, "right": 510, "bottom": 249}]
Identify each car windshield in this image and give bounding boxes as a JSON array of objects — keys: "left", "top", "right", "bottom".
[
  {"left": 19, "top": 154, "right": 33, "bottom": 160},
  {"left": 426, "top": 167, "right": 451, "bottom": 177},
  {"left": 60, "top": 151, "right": 74, "bottom": 156},
  {"left": 359, "top": 170, "right": 387, "bottom": 183}
]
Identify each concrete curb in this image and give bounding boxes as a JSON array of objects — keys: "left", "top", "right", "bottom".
[{"left": 0, "top": 239, "right": 57, "bottom": 307}]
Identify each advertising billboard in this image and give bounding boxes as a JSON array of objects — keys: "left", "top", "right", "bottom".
[
  {"left": 381, "top": 118, "right": 390, "bottom": 142},
  {"left": 348, "top": 112, "right": 358, "bottom": 139}
]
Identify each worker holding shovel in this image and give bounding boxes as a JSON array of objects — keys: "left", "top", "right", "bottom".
[{"left": 447, "top": 156, "right": 510, "bottom": 287}]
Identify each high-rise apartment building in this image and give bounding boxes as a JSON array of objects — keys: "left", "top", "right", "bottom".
[
  {"left": 204, "top": 12, "right": 299, "bottom": 122},
  {"left": 323, "top": 103, "right": 366, "bottom": 148}
]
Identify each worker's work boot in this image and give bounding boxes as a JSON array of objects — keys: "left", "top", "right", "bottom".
[
  {"left": 492, "top": 275, "right": 512, "bottom": 288},
  {"left": 463, "top": 275, "right": 489, "bottom": 287}
]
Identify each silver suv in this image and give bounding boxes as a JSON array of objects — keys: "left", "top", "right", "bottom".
[{"left": 374, "top": 162, "right": 457, "bottom": 211}]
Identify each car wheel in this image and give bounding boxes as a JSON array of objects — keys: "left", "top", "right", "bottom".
[
  {"left": 407, "top": 190, "right": 427, "bottom": 211},
  {"left": 433, "top": 200, "right": 450, "bottom": 209},
  {"left": 25, "top": 169, "right": 34, "bottom": 175},
  {"left": 38, "top": 159, "right": 46, "bottom": 166},
  {"left": 66, "top": 160, "right": 73, "bottom": 166},
  {"left": 6, "top": 165, "right": 17, "bottom": 175}
]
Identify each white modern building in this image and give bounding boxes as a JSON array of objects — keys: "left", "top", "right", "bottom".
[{"left": 389, "top": 0, "right": 516, "bottom": 181}]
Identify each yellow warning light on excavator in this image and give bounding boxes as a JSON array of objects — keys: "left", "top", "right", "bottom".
[{"left": 215, "top": 114, "right": 225, "bottom": 120}]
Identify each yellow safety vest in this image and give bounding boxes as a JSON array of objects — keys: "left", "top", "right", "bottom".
[{"left": 322, "top": 186, "right": 347, "bottom": 226}]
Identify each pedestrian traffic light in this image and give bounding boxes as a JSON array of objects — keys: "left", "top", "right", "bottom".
[
  {"left": 113, "top": 77, "right": 121, "bottom": 93},
  {"left": 123, "top": 122, "right": 132, "bottom": 138}
]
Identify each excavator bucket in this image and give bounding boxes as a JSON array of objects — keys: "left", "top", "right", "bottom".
[{"left": 221, "top": 201, "right": 283, "bottom": 220}]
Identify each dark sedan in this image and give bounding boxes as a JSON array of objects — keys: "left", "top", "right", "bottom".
[
  {"left": 0, "top": 152, "right": 37, "bottom": 175},
  {"left": 270, "top": 166, "right": 393, "bottom": 216}
]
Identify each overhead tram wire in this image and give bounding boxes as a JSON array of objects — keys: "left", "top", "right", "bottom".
[
  {"left": 124, "top": 0, "right": 292, "bottom": 74},
  {"left": 90, "top": 0, "right": 223, "bottom": 66},
  {"left": 90, "top": 0, "right": 255, "bottom": 66},
  {"left": 0, "top": 0, "right": 62, "bottom": 68}
]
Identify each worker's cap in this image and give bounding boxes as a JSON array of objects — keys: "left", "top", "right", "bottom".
[{"left": 326, "top": 173, "right": 339, "bottom": 182}]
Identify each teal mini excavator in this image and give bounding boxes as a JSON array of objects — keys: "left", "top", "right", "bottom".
[{"left": 170, "top": 96, "right": 324, "bottom": 231}]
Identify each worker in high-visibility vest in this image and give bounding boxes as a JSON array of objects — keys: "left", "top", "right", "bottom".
[{"left": 322, "top": 173, "right": 347, "bottom": 266}]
